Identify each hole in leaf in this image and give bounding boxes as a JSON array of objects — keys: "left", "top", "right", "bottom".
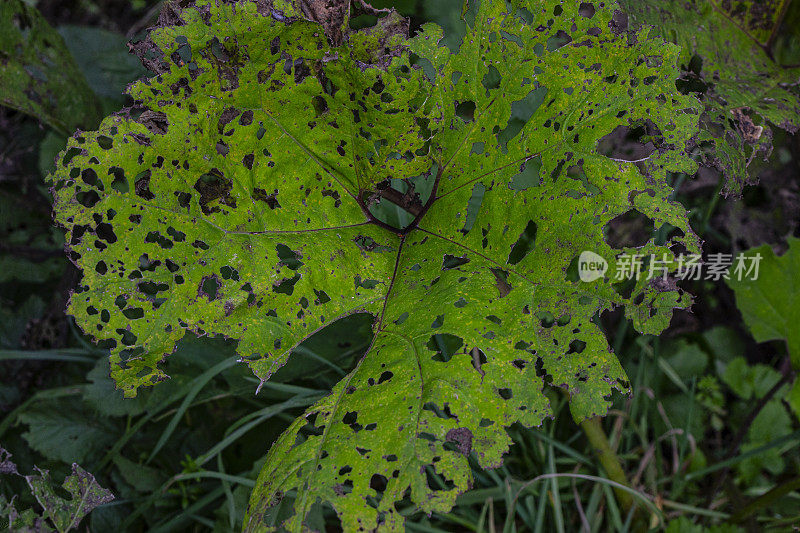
[
  {"left": 276, "top": 244, "right": 304, "bottom": 270},
  {"left": 134, "top": 171, "right": 154, "bottom": 200},
  {"left": 579, "top": 3, "right": 596, "bottom": 17},
  {"left": 507, "top": 221, "right": 537, "bottom": 265},
  {"left": 253, "top": 188, "right": 280, "bottom": 209},
  {"left": 97, "top": 136, "right": 113, "bottom": 149},
  {"left": 194, "top": 170, "right": 235, "bottom": 215},
  {"left": 604, "top": 210, "right": 655, "bottom": 248},
  {"left": 546, "top": 29, "right": 572, "bottom": 51},
  {"left": 427, "top": 334, "right": 464, "bottom": 362},
  {"left": 369, "top": 473, "right": 388, "bottom": 493},
  {"left": 123, "top": 307, "right": 144, "bottom": 319},
  {"left": 537, "top": 311, "right": 555, "bottom": 328},
  {"left": 109, "top": 167, "right": 128, "bottom": 193},
  {"left": 96, "top": 223, "right": 117, "bottom": 243},
  {"left": 565, "top": 255, "right": 580, "bottom": 282},
  {"left": 471, "top": 348, "right": 487, "bottom": 375},
  {"left": 273, "top": 274, "right": 300, "bottom": 295},
  {"left": 481, "top": 65, "right": 501, "bottom": 91},
  {"left": 442, "top": 254, "right": 469, "bottom": 270},
  {"left": 199, "top": 275, "right": 220, "bottom": 300},
  {"left": 76, "top": 190, "right": 100, "bottom": 208},
  {"left": 490, "top": 268, "right": 512, "bottom": 297},
  {"left": 510, "top": 157, "right": 542, "bottom": 190},
  {"left": 455, "top": 101, "right": 476, "bottom": 122},
  {"left": 567, "top": 340, "right": 586, "bottom": 354},
  {"left": 498, "top": 87, "right": 547, "bottom": 150},
  {"left": 460, "top": 183, "right": 485, "bottom": 234},
  {"left": 598, "top": 123, "right": 659, "bottom": 162}
]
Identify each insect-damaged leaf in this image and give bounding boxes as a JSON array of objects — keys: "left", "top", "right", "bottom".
[
  {"left": 0, "top": 0, "right": 102, "bottom": 134},
  {"left": 620, "top": 0, "right": 800, "bottom": 194},
  {"left": 25, "top": 465, "right": 114, "bottom": 532},
  {"left": 49, "top": 0, "right": 700, "bottom": 530},
  {"left": 1, "top": 448, "right": 114, "bottom": 533}
]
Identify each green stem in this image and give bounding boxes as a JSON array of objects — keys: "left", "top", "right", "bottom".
[
  {"left": 765, "top": 0, "right": 792, "bottom": 58},
  {"left": 701, "top": 174, "right": 725, "bottom": 231},
  {"left": 579, "top": 417, "right": 635, "bottom": 516},
  {"left": 730, "top": 476, "right": 800, "bottom": 524}
]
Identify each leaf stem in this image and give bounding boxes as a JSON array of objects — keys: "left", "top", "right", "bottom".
[
  {"left": 375, "top": 184, "right": 423, "bottom": 216},
  {"left": 730, "top": 476, "right": 800, "bottom": 524},
  {"left": 579, "top": 417, "right": 635, "bottom": 517},
  {"left": 765, "top": 0, "right": 793, "bottom": 58}
]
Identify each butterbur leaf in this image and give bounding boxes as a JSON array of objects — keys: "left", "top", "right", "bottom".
[
  {"left": 49, "top": 0, "right": 700, "bottom": 529},
  {"left": 25, "top": 465, "right": 114, "bottom": 532},
  {"left": 0, "top": 0, "right": 101, "bottom": 134},
  {"left": 0, "top": 452, "right": 111, "bottom": 533},
  {"left": 620, "top": 0, "right": 800, "bottom": 194},
  {"left": 721, "top": 357, "right": 782, "bottom": 401},
  {"left": 112, "top": 456, "right": 164, "bottom": 493}
]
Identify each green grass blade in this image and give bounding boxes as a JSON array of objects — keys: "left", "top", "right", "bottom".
[{"left": 146, "top": 357, "right": 239, "bottom": 463}]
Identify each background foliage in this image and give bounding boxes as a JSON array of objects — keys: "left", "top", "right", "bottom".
[{"left": 1, "top": 0, "right": 799, "bottom": 531}]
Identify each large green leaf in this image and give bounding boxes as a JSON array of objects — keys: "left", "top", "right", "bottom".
[
  {"left": 726, "top": 238, "right": 800, "bottom": 421},
  {"left": 0, "top": 0, "right": 101, "bottom": 134},
  {"left": 19, "top": 404, "right": 118, "bottom": 464},
  {"left": 57, "top": 26, "right": 150, "bottom": 110},
  {"left": 49, "top": 0, "right": 700, "bottom": 529},
  {"left": 726, "top": 238, "right": 799, "bottom": 363},
  {"left": 620, "top": 0, "right": 800, "bottom": 194}
]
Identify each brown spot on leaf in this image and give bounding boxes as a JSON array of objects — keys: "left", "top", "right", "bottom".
[
  {"left": 446, "top": 428, "right": 473, "bottom": 456},
  {"left": 139, "top": 110, "right": 168, "bottom": 134}
]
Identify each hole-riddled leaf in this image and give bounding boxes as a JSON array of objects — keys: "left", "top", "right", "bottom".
[{"left": 49, "top": 1, "right": 702, "bottom": 530}]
